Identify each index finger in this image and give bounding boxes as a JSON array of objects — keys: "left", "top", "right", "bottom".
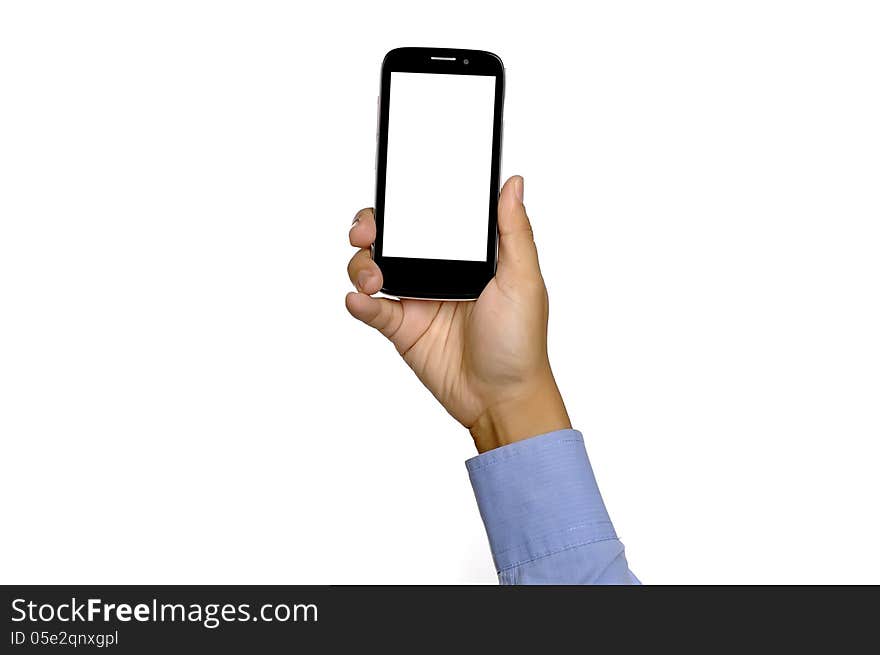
[{"left": 349, "top": 208, "right": 376, "bottom": 248}]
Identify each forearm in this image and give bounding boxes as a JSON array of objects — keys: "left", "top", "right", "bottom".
[{"left": 469, "top": 374, "right": 571, "bottom": 453}]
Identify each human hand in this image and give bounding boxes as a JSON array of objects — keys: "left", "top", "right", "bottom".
[{"left": 346, "top": 176, "right": 570, "bottom": 453}]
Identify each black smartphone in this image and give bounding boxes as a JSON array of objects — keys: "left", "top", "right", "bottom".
[{"left": 372, "top": 47, "right": 505, "bottom": 300}]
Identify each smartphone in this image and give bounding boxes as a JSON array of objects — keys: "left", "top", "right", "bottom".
[{"left": 372, "top": 47, "right": 505, "bottom": 300}]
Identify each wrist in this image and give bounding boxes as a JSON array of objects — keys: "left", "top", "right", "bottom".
[{"left": 469, "top": 376, "right": 571, "bottom": 453}]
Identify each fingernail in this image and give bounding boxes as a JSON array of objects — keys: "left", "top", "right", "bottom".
[
  {"left": 514, "top": 176, "right": 524, "bottom": 203},
  {"left": 350, "top": 215, "right": 360, "bottom": 229}
]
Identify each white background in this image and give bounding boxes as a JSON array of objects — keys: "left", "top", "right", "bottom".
[
  {"left": 1, "top": 1, "right": 878, "bottom": 584},
  {"left": 383, "top": 72, "right": 495, "bottom": 261}
]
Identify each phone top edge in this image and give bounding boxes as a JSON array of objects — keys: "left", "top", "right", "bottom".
[{"left": 382, "top": 47, "right": 504, "bottom": 72}]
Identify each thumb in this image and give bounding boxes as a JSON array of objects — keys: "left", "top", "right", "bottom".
[{"left": 496, "top": 175, "right": 540, "bottom": 282}]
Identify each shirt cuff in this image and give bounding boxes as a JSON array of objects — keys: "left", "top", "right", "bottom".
[{"left": 466, "top": 429, "right": 617, "bottom": 573}]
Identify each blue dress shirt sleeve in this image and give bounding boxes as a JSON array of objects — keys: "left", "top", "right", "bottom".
[{"left": 466, "top": 429, "right": 639, "bottom": 585}]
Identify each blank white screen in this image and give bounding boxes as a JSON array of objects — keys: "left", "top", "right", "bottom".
[{"left": 382, "top": 72, "right": 496, "bottom": 261}]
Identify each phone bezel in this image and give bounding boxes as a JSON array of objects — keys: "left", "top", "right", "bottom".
[{"left": 373, "top": 47, "right": 505, "bottom": 300}]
